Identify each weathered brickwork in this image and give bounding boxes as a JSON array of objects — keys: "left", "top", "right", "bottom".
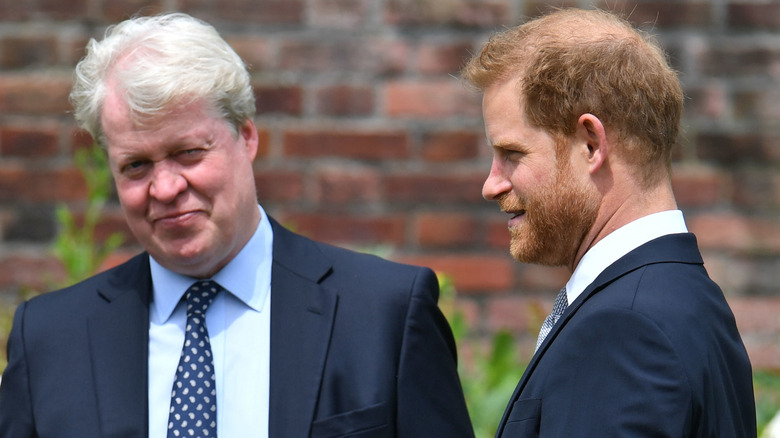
[{"left": 0, "top": 0, "right": 778, "bottom": 368}]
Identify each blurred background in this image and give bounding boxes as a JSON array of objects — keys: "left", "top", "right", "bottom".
[{"left": 0, "top": 0, "right": 778, "bottom": 435}]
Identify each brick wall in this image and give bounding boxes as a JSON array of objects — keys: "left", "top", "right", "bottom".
[{"left": 0, "top": 0, "right": 778, "bottom": 368}]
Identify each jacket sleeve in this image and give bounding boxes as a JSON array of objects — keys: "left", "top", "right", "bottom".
[
  {"left": 0, "top": 302, "right": 37, "bottom": 438},
  {"left": 395, "top": 267, "right": 475, "bottom": 437}
]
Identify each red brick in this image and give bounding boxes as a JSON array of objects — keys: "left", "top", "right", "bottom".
[
  {"left": 451, "top": 297, "right": 481, "bottom": 334},
  {"left": 523, "top": 1, "right": 578, "bottom": 18},
  {"left": 284, "top": 130, "right": 408, "bottom": 160},
  {"left": 63, "top": 35, "right": 91, "bottom": 67},
  {"left": 98, "top": 249, "right": 138, "bottom": 273},
  {"left": 0, "top": 0, "right": 31, "bottom": 20},
  {"left": 182, "top": 0, "right": 304, "bottom": 24},
  {"left": 731, "top": 169, "right": 780, "bottom": 210},
  {"left": 593, "top": 1, "right": 712, "bottom": 28},
  {"left": 742, "top": 341, "right": 780, "bottom": 371},
  {"left": 36, "top": 0, "right": 89, "bottom": 20},
  {"left": 485, "top": 218, "right": 511, "bottom": 250},
  {"left": 685, "top": 85, "right": 728, "bottom": 121},
  {"left": 315, "top": 85, "right": 375, "bottom": 117},
  {"left": 255, "top": 128, "right": 271, "bottom": 159},
  {"left": 384, "top": 79, "right": 481, "bottom": 118},
  {"left": 671, "top": 164, "right": 730, "bottom": 208},
  {"left": 279, "top": 212, "right": 406, "bottom": 246},
  {"left": 314, "top": 167, "right": 381, "bottom": 205},
  {"left": 0, "top": 254, "right": 64, "bottom": 291},
  {"left": 103, "top": 0, "right": 163, "bottom": 23},
  {"left": 0, "top": 74, "right": 72, "bottom": 116},
  {"left": 729, "top": 296, "right": 780, "bottom": 369},
  {"left": 385, "top": 0, "right": 509, "bottom": 27},
  {"left": 70, "top": 127, "right": 96, "bottom": 152},
  {"left": 91, "top": 208, "right": 135, "bottom": 248},
  {"left": 278, "top": 38, "right": 409, "bottom": 75},
  {"left": 417, "top": 40, "right": 474, "bottom": 75},
  {"left": 688, "top": 213, "right": 780, "bottom": 253},
  {"left": 729, "top": 296, "right": 780, "bottom": 335},
  {"left": 515, "top": 264, "right": 570, "bottom": 292},
  {"left": 1, "top": 36, "right": 58, "bottom": 69},
  {"left": 227, "top": 36, "right": 273, "bottom": 71},
  {"left": 1, "top": 125, "right": 59, "bottom": 158},
  {"left": 420, "top": 131, "right": 481, "bottom": 162},
  {"left": 697, "top": 132, "right": 780, "bottom": 165},
  {"left": 729, "top": 3, "right": 780, "bottom": 30},
  {"left": 384, "top": 172, "right": 485, "bottom": 203},
  {"left": 0, "top": 164, "right": 86, "bottom": 202},
  {"left": 311, "top": 0, "right": 372, "bottom": 28},
  {"left": 699, "top": 45, "right": 780, "bottom": 78},
  {"left": 254, "top": 85, "right": 302, "bottom": 116},
  {"left": 415, "top": 213, "right": 478, "bottom": 248},
  {"left": 397, "top": 254, "right": 514, "bottom": 293},
  {"left": 1, "top": 204, "right": 57, "bottom": 243},
  {"left": 486, "top": 294, "right": 550, "bottom": 333},
  {"left": 254, "top": 170, "right": 305, "bottom": 202},
  {"left": 734, "top": 88, "right": 780, "bottom": 126}
]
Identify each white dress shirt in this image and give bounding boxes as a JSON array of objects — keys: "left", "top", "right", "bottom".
[
  {"left": 148, "top": 205, "right": 273, "bottom": 437},
  {"left": 565, "top": 210, "right": 689, "bottom": 305}
]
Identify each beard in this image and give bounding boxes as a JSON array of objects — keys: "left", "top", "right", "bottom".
[{"left": 498, "top": 161, "right": 600, "bottom": 267}]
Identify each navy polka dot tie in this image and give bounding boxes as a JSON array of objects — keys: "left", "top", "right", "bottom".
[
  {"left": 535, "top": 287, "right": 568, "bottom": 352},
  {"left": 167, "top": 280, "right": 221, "bottom": 438}
]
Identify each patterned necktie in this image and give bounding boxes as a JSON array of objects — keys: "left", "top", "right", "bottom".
[
  {"left": 535, "top": 287, "right": 568, "bottom": 352},
  {"left": 168, "top": 280, "right": 221, "bottom": 438}
]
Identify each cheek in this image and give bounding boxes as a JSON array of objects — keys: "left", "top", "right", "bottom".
[{"left": 115, "top": 181, "right": 148, "bottom": 214}]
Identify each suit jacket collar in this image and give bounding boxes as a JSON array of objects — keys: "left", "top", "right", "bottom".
[
  {"left": 84, "top": 216, "right": 339, "bottom": 437},
  {"left": 267, "top": 217, "right": 338, "bottom": 437},
  {"left": 86, "top": 253, "right": 152, "bottom": 438},
  {"left": 496, "top": 233, "right": 703, "bottom": 434}
]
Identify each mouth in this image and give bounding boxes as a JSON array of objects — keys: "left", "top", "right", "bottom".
[
  {"left": 151, "top": 210, "right": 201, "bottom": 228},
  {"left": 503, "top": 209, "right": 526, "bottom": 226}
]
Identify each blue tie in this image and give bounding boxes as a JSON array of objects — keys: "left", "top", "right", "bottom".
[
  {"left": 167, "top": 280, "right": 221, "bottom": 438},
  {"left": 535, "top": 287, "right": 568, "bottom": 352}
]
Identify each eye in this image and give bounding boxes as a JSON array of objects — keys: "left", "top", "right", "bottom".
[
  {"left": 500, "top": 148, "right": 525, "bottom": 162},
  {"left": 120, "top": 160, "right": 151, "bottom": 178},
  {"left": 176, "top": 148, "right": 205, "bottom": 163}
]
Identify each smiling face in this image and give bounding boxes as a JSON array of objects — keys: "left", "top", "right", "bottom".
[
  {"left": 102, "top": 85, "right": 260, "bottom": 278},
  {"left": 482, "top": 78, "right": 600, "bottom": 267}
]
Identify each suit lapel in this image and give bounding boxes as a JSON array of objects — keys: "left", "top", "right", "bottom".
[
  {"left": 87, "top": 254, "right": 152, "bottom": 438},
  {"left": 495, "top": 233, "right": 702, "bottom": 436},
  {"left": 267, "top": 218, "right": 338, "bottom": 437}
]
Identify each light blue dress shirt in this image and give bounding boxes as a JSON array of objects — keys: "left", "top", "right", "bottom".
[
  {"left": 148, "top": 205, "right": 273, "bottom": 437},
  {"left": 566, "top": 210, "right": 689, "bottom": 305}
]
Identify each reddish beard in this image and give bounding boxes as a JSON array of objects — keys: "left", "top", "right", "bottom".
[{"left": 498, "top": 161, "right": 599, "bottom": 267}]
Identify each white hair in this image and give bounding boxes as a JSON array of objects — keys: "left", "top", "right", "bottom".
[{"left": 70, "top": 12, "right": 255, "bottom": 147}]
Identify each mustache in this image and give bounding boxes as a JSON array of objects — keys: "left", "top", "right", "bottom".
[{"left": 497, "top": 193, "right": 524, "bottom": 213}]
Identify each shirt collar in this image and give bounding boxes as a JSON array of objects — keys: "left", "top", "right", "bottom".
[
  {"left": 566, "top": 210, "right": 688, "bottom": 305},
  {"left": 150, "top": 205, "right": 273, "bottom": 323}
]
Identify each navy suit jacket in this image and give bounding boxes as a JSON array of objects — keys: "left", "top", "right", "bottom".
[
  {"left": 0, "top": 217, "right": 474, "bottom": 438},
  {"left": 496, "top": 233, "right": 756, "bottom": 437}
]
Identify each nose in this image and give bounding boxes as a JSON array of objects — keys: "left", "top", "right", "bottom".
[
  {"left": 149, "top": 162, "right": 187, "bottom": 203},
  {"left": 482, "top": 155, "right": 512, "bottom": 201}
]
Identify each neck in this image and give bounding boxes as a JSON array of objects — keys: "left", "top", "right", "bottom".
[{"left": 570, "top": 178, "right": 677, "bottom": 272}]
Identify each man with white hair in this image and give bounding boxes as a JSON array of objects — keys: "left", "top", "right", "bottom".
[{"left": 0, "top": 13, "right": 474, "bottom": 438}]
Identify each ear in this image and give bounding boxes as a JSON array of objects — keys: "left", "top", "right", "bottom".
[
  {"left": 575, "top": 113, "right": 608, "bottom": 175},
  {"left": 238, "top": 118, "right": 260, "bottom": 162}
]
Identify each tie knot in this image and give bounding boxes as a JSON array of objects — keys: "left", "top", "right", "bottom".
[{"left": 184, "top": 280, "right": 221, "bottom": 316}]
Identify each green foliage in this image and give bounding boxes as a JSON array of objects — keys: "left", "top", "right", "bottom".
[
  {"left": 755, "top": 370, "right": 780, "bottom": 436},
  {"left": 52, "top": 145, "right": 124, "bottom": 287},
  {"left": 0, "top": 144, "right": 123, "bottom": 372},
  {"left": 439, "top": 275, "right": 526, "bottom": 438}
]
